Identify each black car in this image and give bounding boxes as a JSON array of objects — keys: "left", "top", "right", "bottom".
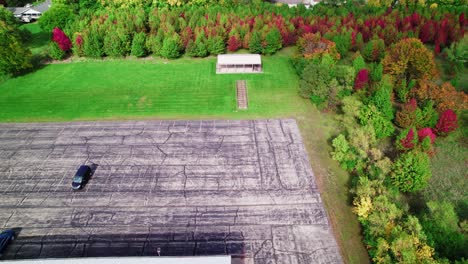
[
  {"left": 72, "top": 165, "right": 92, "bottom": 190},
  {"left": 0, "top": 229, "right": 15, "bottom": 258}
]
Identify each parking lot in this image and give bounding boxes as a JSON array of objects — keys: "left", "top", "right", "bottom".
[{"left": 0, "top": 119, "right": 342, "bottom": 263}]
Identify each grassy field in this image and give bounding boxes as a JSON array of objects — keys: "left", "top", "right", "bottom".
[
  {"left": 1, "top": 50, "right": 305, "bottom": 121},
  {"left": 0, "top": 48, "right": 369, "bottom": 263}
]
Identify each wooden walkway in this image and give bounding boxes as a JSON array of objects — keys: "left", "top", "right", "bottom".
[{"left": 236, "top": 80, "right": 248, "bottom": 110}]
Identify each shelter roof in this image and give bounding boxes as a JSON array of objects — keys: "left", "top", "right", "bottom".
[{"left": 217, "top": 54, "right": 261, "bottom": 65}]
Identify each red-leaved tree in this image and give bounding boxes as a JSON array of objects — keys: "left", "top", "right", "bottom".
[
  {"left": 354, "top": 69, "right": 369, "bottom": 90},
  {"left": 52, "top": 27, "right": 72, "bottom": 51},
  {"left": 227, "top": 35, "right": 241, "bottom": 52},
  {"left": 418, "top": 128, "right": 436, "bottom": 144},
  {"left": 435, "top": 109, "right": 459, "bottom": 136}
]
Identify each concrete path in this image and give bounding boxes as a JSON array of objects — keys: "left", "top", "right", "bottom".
[{"left": 0, "top": 119, "right": 342, "bottom": 263}]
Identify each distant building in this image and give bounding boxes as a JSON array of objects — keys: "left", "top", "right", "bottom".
[
  {"left": 7, "top": 0, "right": 51, "bottom": 23},
  {"left": 216, "top": 54, "right": 262, "bottom": 74},
  {"left": 271, "top": 0, "right": 321, "bottom": 8}
]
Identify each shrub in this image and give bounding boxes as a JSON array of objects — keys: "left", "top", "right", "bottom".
[
  {"left": 263, "top": 28, "right": 282, "bottom": 55},
  {"left": 395, "top": 98, "right": 418, "bottom": 128},
  {"left": 331, "top": 134, "right": 357, "bottom": 170},
  {"left": 72, "top": 33, "right": 84, "bottom": 57},
  {"left": 359, "top": 104, "right": 395, "bottom": 139},
  {"left": 334, "top": 65, "right": 355, "bottom": 91},
  {"left": 362, "top": 37, "right": 385, "bottom": 63},
  {"left": 365, "top": 195, "right": 403, "bottom": 238},
  {"left": 48, "top": 41, "right": 66, "bottom": 60},
  {"left": 187, "top": 33, "right": 208, "bottom": 58},
  {"left": 131, "top": 32, "right": 147, "bottom": 57},
  {"left": 351, "top": 31, "right": 364, "bottom": 51},
  {"left": 185, "top": 40, "right": 197, "bottom": 57},
  {"left": 415, "top": 101, "right": 438, "bottom": 129},
  {"left": 299, "top": 63, "right": 331, "bottom": 100},
  {"left": 103, "top": 32, "right": 128, "bottom": 57},
  {"left": 193, "top": 36, "right": 208, "bottom": 57},
  {"left": 82, "top": 29, "right": 104, "bottom": 58},
  {"left": 391, "top": 150, "right": 431, "bottom": 192},
  {"left": 52, "top": 27, "right": 72, "bottom": 52},
  {"left": 435, "top": 109, "right": 459, "bottom": 136},
  {"left": 291, "top": 57, "right": 309, "bottom": 77},
  {"left": 370, "top": 63, "right": 383, "bottom": 82},
  {"left": 145, "top": 34, "right": 163, "bottom": 56},
  {"left": 160, "top": 34, "right": 182, "bottom": 59},
  {"left": 207, "top": 36, "right": 225, "bottom": 55},
  {"left": 370, "top": 75, "right": 394, "bottom": 121},
  {"left": 332, "top": 30, "right": 352, "bottom": 58},
  {"left": 443, "top": 35, "right": 467, "bottom": 76},
  {"left": 339, "top": 95, "right": 363, "bottom": 130},
  {"left": 354, "top": 69, "right": 369, "bottom": 90},
  {"left": 396, "top": 127, "right": 417, "bottom": 151},
  {"left": 352, "top": 54, "right": 366, "bottom": 72},
  {"left": 248, "top": 31, "right": 263, "bottom": 54}
]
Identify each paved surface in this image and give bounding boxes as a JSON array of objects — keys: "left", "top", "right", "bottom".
[{"left": 0, "top": 119, "right": 342, "bottom": 263}]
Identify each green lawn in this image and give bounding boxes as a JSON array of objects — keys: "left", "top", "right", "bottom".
[
  {"left": 0, "top": 50, "right": 305, "bottom": 121},
  {"left": 0, "top": 49, "right": 370, "bottom": 263}
]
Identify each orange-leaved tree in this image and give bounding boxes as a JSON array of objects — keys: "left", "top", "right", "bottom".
[
  {"left": 411, "top": 79, "right": 468, "bottom": 112},
  {"left": 296, "top": 33, "right": 340, "bottom": 61},
  {"left": 383, "top": 38, "right": 437, "bottom": 85}
]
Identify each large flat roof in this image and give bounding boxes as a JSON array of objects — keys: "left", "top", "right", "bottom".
[
  {"left": 0, "top": 256, "right": 231, "bottom": 264},
  {"left": 217, "top": 54, "right": 261, "bottom": 65}
]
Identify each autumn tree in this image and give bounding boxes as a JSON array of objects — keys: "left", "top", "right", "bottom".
[
  {"left": 412, "top": 80, "right": 468, "bottom": 112},
  {"left": 435, "top": 109, "right": 459, "bottom": 136},
  {"left": 354, "top": 69, "right": 369, "bottom": 91},
  {"left": 227, "top": 35, "right": 241, "bottom": 52},
  {"left": 383, "top": 38, "right": 437, "bottom": 85},
  {"left": 296, "top": 33, "right": 340, "bottom": 61}
]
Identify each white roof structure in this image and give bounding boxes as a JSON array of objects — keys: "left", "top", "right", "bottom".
[
  {"left": 217, "top": 54, "right": 261, "bottom": 65},
  {"left": 0, "top": 256, "right": 231, "bottom": 264}
]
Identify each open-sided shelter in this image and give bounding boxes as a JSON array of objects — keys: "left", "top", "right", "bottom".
[{"left": 216, "top": 54, "right": 262, "bottom": 74}]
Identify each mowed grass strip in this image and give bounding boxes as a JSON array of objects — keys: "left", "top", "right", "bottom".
[{"left": 0, "top": 51, "right": 302, "bottom": 121}]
